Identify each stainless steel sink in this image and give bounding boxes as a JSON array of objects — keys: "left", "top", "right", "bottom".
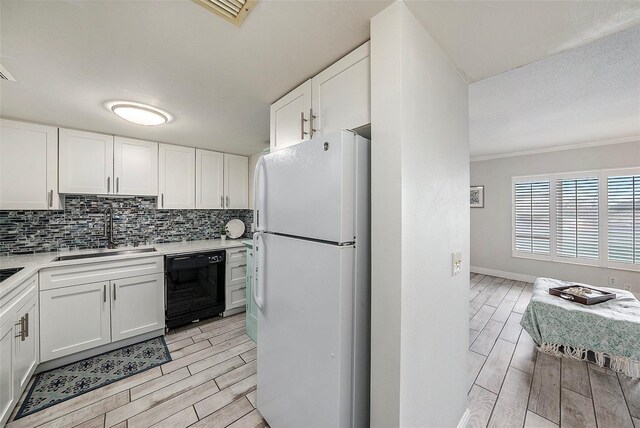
[{"left": 54, "top": 247, "right": 157, "bottom": 262}]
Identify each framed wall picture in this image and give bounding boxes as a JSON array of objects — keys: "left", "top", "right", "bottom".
[{"left": 470, "top": 185, "right": 484, "bottom": 208}]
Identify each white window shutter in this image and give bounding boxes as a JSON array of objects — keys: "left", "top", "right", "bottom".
[
  {"left": 556, "top": 177, "right": 599, "bottom": 260},
  {"left": 514, "top": 180, "right": 550, "bottom": 255},
  {"left": 608, "top": 175, "right": 639, "bottom": 264}
]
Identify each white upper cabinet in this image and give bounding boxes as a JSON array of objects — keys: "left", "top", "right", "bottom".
[
  {"left": 0, "top": 119, "right": 60, "bottom": 210},
  {"left": 60, "top": 130, "right": 159, "bottom": 197},
  {"left": 158, "top": 144, "right": 195, "bottom": 209},
  {"left": 270, "top": 42, "right": 370, "bottom": 152},
  {"left": 196, "top": 149, "right": 225, "bottom": 209},
  {"left": 270, "top": 79, "right": 312, "bottom": 152},
  {"left": 113, "top": 137, "right": 158, "bottom": 196},
  {"left": 59, "top": 128, "right": 114, "bottom": 195},
  {"left": 224, "top": 153, "right": 248, "bottom": 209},
  {"left": 311, "top": 42, "right": 370, "bottom": 137}
]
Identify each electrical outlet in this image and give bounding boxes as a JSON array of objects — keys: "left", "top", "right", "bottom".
[
  {"left": 608, "top": 276, "right": 617, "bottom": 286},
  {"left": 452, "top": 252, "right": 462, "bottom": 276},
  {"left": 623, "top": 284, "right": 632, "bottom": 291}
]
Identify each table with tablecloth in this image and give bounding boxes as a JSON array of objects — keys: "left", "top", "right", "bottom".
[{"left": 521, "top": 277, "right": 640, "bottom": 378}]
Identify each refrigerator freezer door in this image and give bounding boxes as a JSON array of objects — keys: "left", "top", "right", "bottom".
[
  {"left": 255, "top": 233, "right": 355, "bottom": 428},
  {"left": 258, "top": 130, "right": 357, "bottom": 243}
]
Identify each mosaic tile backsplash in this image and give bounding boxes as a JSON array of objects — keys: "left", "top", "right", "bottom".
[{"left": 0, "top": 195, "right": 253, "bottom": 256}]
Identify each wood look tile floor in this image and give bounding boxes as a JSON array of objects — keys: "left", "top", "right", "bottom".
[
  {"left": 7, "top": 313, "right": 267, "bottom": 428},
  {"left": 7, "top": 275, "right": 639, "bottom": 428},
  {"left": 468, "top": 274, "right": 640, "bottom": 428}
]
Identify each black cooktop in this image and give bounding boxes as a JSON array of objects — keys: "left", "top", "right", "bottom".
[{"left": 0, "top": 267, "right": 24, "bottom": 283}]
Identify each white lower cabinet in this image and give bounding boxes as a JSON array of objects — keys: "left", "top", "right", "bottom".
[
  {"left": 40, "top": 281, "right": 111, "bottom": 362},
  {"left": 224, "top": 247, "right": 247, "bottom": 315},
  {"left": 0, "top": 273, "right": 39, "bottom": 426},
  {"left": 226, "top": 283, "right": 247, "bottom": 310},
  {"left": 0, "top": 320, "right": 15, "bottom": 426},
  {"left": 14, "top": 293, "right": 39, "bottom": 393},
  {"left": 111, "top": 273, "right": 164, "bottom": 342},
  {"left": 39, "top": 257, "right": 165, "bottom": 363}
]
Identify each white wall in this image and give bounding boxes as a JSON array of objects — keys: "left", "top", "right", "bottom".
[
  {"left": 471, "top": 141, "right": 640, "bottom": 292},
  {"left": 371, "top": 2, "right": 470, "bottom": 426}
]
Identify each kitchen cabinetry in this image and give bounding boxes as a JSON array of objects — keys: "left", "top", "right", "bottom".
[
  {"left": 196, "top": 150, "right": 248, "bottom": 209},
  {"left": 39, "top": 256, "right": 165, "bottom": 363},
  {"left": 0, "top": 273, "right": 39, "bottom": 426},
  {"left": 245, "top": 243, "right": 257, "bottom": 342},
  {"left": 113, "top": 136, "right": 158, "bottom": 196},
  {"left": 14, "top": 292, "right": 38, "bottom": 393},
  {"left": 311, "top": 42, "right": 370, "bottom": 137},
  {"left": 224, "top": 154, "right": 248, "bottom": 209},
  {"left": 158, "top": 144, "right": 195, "bottom": 209},
  {"left": 0, "top": 119, "right": 60, "bottom": 210},
  {"left": 60, "top": 130, "right": 159, "bottom": 196},
  {"left": 0, "top": 320, "right": 14, "bottom": 426},
  {"left": 270, "top": 79, "right": 312, "bottom": 152},
  {"left": 111, "top": 273, "right": 164, "bottom": 342},
  {"left": 40, "top": 281, "right": 111, "bottom": 361},
  {"left": 224, "top": 247, "right": 247, "bottom": 316},
  {"left": 59, "top": 129, "right": 114, "bottom": 195},
  {"left": 196, "top": 149, "right": 224, "bottom": 209},
  {"left": 270, "top": 41, "right": 370, "bottom": 152}
]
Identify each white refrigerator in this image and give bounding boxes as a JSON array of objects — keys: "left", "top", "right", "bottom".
[{"left": 252, "top": 130, "right": 370, "bottom": 427}]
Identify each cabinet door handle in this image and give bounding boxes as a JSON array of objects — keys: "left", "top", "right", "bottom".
[
  {"left": 300, "top": 112, "right": 309, "bottom": 140},
  {"left": 103, "top": 284, "right": 107, "bottom": 303},
  {"left": 309, "top": 109, "right": 317, "bottom": 137},
  {"left": 14, "top": 317, "right": 25, "bottom": 341},
  {"left": 107, "top": 177, "right": 111, "bottom": 193},
  {"left": 24, "top": 313, "right": 29, "bottom": 338},
  {"left": 113, "top": 283, "right": 117, "bottom": 300},
  {"left": 161, "top": 193, "right": 164, "bottom": 208},
  {"left": 220, "top": 195, "right": 224, "bottom": 208},
  {"left": 226, "top": 196, "right": 230, "bottom": 207},
  {"left": 48, "top": 190, "right": 53, "bottom": 207},
  {"left": 116, "top": 177, "right": 119, "bottom": 194}
]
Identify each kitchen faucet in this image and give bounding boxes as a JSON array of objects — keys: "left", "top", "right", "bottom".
[{"left": 104, "top": 206, "right": 118, "bottom": 249}]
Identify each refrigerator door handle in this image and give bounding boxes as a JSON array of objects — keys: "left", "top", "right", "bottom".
[
  {"left": 253, "top": 155, "right": 266, "bottom": 232},
  {"left": 252, "top": 232, "right": 264, "bottom": 310}
]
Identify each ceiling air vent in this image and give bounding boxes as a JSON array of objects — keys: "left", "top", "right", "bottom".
[
  {"left": 0, "top": 64, "right": 16, "bottom": 82},
  {"left": 194, "top": 0, "right": 257, "bottom": 26}
]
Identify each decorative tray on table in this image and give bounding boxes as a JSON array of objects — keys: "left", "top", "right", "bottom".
[{"left": 548, "top": 284, "right": 616, "bottom": 305}]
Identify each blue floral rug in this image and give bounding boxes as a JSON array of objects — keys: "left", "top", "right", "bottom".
[{"left": 15, "top": 336, "right": 171, "bottom": 419}]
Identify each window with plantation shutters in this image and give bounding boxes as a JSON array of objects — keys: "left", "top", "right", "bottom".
[
  {"left": 608, "top": 174, "right": 639, "bottom": 265},
  {"left": 513, "top": 168, "right": 639, "bottom": 271},
  {"left": 514, "top": 180, "right": 550, "bottom": 255},
  {"left": 556, "top": 177, "right": 599, "bottom": 260}
]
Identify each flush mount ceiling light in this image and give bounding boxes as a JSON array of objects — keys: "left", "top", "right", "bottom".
[{"left": 106, "top": 101, "right": 172, "bottom": 126}]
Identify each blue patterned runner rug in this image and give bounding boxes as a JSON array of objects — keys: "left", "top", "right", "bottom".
[{"left": 15, "top": 336, "right": 171, "bottom": 419}]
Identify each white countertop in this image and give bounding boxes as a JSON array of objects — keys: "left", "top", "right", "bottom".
[{"left": 0, "top": 238, "right": 247, "bottom": 300}]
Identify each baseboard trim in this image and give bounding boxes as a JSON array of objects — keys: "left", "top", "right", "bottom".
[
  {"left": 471, "top": 266, "right": 537, "bottom": 283},
  {"left": 457, "top": 408, "right": 471, "bottom": 428}
]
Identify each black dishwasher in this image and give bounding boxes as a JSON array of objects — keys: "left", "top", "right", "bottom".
[{"left": 165, "top": 251, "right": 225, "bottom": 329}]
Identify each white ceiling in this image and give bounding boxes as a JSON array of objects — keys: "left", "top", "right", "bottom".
[
  {"left": 469, "top": 25, "right": 640, "bottom": 159},
  {"left": 1, "top": 1, "right": 639, "bottom": 157},
  {"left": 0, "top": 0, "right": 391, "bottom": 156},
  {"left": 406, "top": 0, "right": 640, "bottom": 83}
]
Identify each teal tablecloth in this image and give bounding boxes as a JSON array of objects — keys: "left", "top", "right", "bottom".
[{"left": 521, "top": 277, "right": 640, "bottom": 378}]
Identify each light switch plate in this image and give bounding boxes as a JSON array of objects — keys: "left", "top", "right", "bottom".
[{"left": 452, "top": 252, "right": 462, "bottom": 276}]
